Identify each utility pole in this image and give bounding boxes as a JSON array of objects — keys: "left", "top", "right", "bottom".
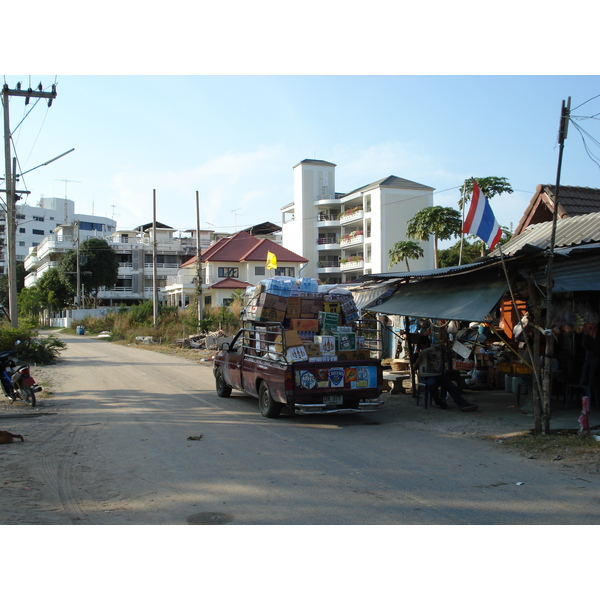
[
  {"left": 75, "top": 221, "right": 81, "bottom": 308},
  {"left": 540, "top": 97, "right": 571, "bottom": 435},
  {"left": 196, "top": 191, "right": 203, "bottom": 328},
  {"left": 2, "top": 82, "right": 57, "bottom": 327},
  {"left": 152, "top": 190, "right": 159, "bottom": 328}
]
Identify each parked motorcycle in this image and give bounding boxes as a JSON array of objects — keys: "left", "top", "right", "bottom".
[{"left": 0, "top": 342, "right": 42, "bottom": 407}]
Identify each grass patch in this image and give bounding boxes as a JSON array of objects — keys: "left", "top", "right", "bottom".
[{"left": 493, "top": 429, "right": 600, "bottom": 470}]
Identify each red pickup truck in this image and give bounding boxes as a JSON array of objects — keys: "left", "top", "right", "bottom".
[{"left": 213, "top": 321, "right": 385, "bottom": 418}]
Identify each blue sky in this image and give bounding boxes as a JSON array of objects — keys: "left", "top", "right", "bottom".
[
  {"left": 6, "top": 75, "right": 599, "bottom": 245},
  {"left": 5, "top": 5, "right": 600, "bottom": 249}
]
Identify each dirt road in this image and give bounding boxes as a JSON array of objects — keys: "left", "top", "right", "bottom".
[{"left": 1, "top": 332, "right": 599, "bottom": 525}]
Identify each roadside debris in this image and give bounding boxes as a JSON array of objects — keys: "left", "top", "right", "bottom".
[{"left": 174, "top": 330, "right": 231, "bottom": 350}]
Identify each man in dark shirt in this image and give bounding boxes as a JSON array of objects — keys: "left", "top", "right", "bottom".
[{"left": 413, "top": 335, "right": 478, "bottom": 412}]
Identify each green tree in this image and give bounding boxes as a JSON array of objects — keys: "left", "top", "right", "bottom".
[
  {"left": 37, "top": 268, "right": 73, "bottom": 310},
  {"left": 438, "top": 239, "right": 482, "bottom": 268},
  {"left": 458, "top": 176, "right": 514, "bottom": 210},
  {"left": 388, "top": 240, "right": 424, "bottom": 272},
  {"left": 17, "top": 286, "right": 44, "bottom": 320},
  {"left": 59, "top": 238, "right": 119, "bottom": 306},
  {"left": 406, "top": 206, "right": 462, "bottom": 269}
]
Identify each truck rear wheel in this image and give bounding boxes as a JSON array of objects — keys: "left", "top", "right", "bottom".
[
  {"left": 259, "top": 381, "right": 281, "bottom": 418},
  {"left": 215, "top": 368, "right": 232, "bottom": 397}
]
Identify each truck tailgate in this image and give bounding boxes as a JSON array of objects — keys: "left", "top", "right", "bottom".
[{"left": 291, "top": 360, "right": 384, "bottom": 414}]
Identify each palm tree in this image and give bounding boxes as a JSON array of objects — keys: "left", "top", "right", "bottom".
[
  {"left": 406, "top": 206, "right": 462, "bottom": 269},
  {"left": 388, "top": 240, "right": 424, "bottom": 272}
]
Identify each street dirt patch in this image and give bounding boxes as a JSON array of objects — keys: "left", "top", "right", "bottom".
[{"left": 488, "top": 428, "right": 600, "bottom": 475}]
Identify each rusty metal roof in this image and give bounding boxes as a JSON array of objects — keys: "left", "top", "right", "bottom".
[{"left": 493, "top": 212, "right": 600, "bottom": 256}]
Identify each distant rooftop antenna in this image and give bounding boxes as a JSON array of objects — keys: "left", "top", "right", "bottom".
[
  {"left": 231, "top": 208, "right": 242, "bottom": 231},
  {"left": 55, "top": 178, "right": 81, "bottom": 200}
]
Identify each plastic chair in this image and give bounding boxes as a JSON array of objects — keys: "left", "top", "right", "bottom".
[{"left": 416, "top": 379, "right": 446, "bottom": 409}]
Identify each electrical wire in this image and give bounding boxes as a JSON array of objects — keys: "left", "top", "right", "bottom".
[
  {"left": 571, "top": 93, "right": 600, "bottom": 112},
  {"left": 569, "top": 119, "right": 600, "bottom": 170}
]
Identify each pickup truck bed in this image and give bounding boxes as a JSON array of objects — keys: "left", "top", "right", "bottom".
[{"left": 213, "top": 322, "right": 384, "bottom": 418}]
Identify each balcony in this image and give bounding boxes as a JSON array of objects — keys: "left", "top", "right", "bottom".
[
  {"left": 316, "top": 237, "right": 340, "bottom": 251},
  {"left": 316, "top": 260, "right": 341, "bottom": 274},
  {"left": 340, "top": 233, "right": 364, "bottom": 248},
  {"left": 340, "top": 257, "right": 364, "bottom": 271},
  {"left": 339, "top": 208, "right": 364, "bottom": 224},
  {"left": 316, "top": 214, "right": 340, "bottom": 228},
  {"left": 315, "top": 196, "right": 342, "bottom": 207}
]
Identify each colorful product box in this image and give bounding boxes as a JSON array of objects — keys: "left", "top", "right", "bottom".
[
  {"left": 323, "top": 301, "right": 341, "bottom": 314},
  {"left": 335, "top": 331, "right": 357, "bottom": 351},
  {"left": 286, "top": 345, "right": 309, "bottom": 363},
  {"left": 318, "top": 311, "right": 340, "bottom": 332},
  {"left": 314, "top": 335, "right": 336, "bottom": 355}
]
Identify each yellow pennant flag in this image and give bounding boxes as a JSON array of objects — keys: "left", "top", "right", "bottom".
[{"left": 266, "top": 251, "right": 277, "bottom": 270}]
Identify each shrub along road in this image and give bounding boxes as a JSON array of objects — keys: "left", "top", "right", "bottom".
[{"left": 1, "top": 332, "right": 599, "bottom": 525}]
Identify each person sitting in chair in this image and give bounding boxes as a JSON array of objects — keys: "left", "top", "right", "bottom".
[{"left": 413, "top": 335, "right": 478, "bottom": 412}]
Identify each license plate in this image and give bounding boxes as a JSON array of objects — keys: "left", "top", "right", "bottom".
[{"left": 323, "top": 395, "right": 343, "bottom": 405}]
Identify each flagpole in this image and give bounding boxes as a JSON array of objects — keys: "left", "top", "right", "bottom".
[
  {"left": 458, "top": 181, "right": 467, "bottom": 266},
  {"left": 497, "top": 243, "right": 543, "bottom": 417}
]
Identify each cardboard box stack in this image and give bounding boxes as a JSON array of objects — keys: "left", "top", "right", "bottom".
[{"left": 242, "top": 277, "right": 368, "bottom": 362}]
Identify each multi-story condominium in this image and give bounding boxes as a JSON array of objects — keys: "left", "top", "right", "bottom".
[
  {"left": 281, "top": 159, "right": 435, "bottom": 283},
  {"left": 25, "top": 221, "right": 203, "bottom": 305},
  {"left": 3, "top": 196, "right": 116, "bottom": 275}
]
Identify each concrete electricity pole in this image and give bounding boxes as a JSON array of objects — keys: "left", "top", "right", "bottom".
[{"left": 2, "top": 82, "right": 57, "bottom": 327}]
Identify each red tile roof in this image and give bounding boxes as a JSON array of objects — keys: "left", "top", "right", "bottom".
[
  {"left": 209, "top": 277, "right": 250, "bottom": 289},
  {"left": 187, "top": 231, "right": 307, "bottom": 265},
  {"left": 515, "top": 184, "right": 600, "bottom": 235}
]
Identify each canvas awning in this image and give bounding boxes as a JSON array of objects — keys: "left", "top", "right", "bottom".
[{"left": 375, "top": 268, "right": 508, "bottom": 322}]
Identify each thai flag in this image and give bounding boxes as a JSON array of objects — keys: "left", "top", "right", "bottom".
[{"left": 462, "top": 180, "right": 502, "bottom": 250}]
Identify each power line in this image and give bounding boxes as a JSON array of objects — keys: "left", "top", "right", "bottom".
[{"left": 571, "top": 93, "right": 600, "bottom": 112}]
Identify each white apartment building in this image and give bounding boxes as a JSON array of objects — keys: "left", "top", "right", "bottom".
[
  {"left": 281, "top": 159, "right": 435, "bottom": 283},
  {"left": 3, "top": 196, "right": 116, "bottom": 275},
  {"left": 25, "top": 220, "right": 203, "bottom": 305}
]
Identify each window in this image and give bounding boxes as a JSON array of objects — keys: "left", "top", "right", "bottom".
[
  {"left": 218, "top": 267, "right": 239, "bottom": 278},
  {"left": 19, "top": 241, "right": 25, "bottom": 246},
  {"left": 204, "top": 296, "right": 212, "bottom": 306},
  {"left": 275, "top": 267, "right": 295, "bottom": 277},
  {"left": 223, "top": 298, "right": 234, "bottom": 307},
  {"left": 19, "top": 228, "right": 25, "bottom": 233},
  {"left": 79, "top": 222, "right": 104, "bottom": 232},
  {"left": 255, "top": 266, "right": 265, "bottom": 276},
  {"left": 33, "top": 216, "right": 45, "bottom": 222},
  {"left": 32, "top": 229, "right": 44, "bottom": 236},
  {"left": 364, "top": 194, "right": 371, "bottom": 212}
]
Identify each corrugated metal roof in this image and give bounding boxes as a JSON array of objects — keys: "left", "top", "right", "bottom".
[
  {"left": 375, "top": 268, "right": 507, "bottom": 322},
  {"left": 492, "top": 212, "right": 600, "bottom": 257},
  {"left": 356, "top": 257, "right": 501, "bottom": 282},
  {"left": 529, "top": 247, "right": 600, "bottom": 292}
]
